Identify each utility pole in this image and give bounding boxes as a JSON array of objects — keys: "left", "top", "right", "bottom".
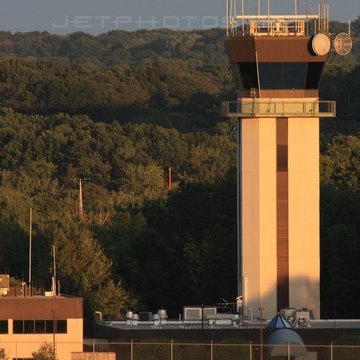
[
  {"left": 28, "top": 208, "right": 32, "bottom": 296},
  {"left": 79, "top": 178, "right": 84, "bottom": 219},
  {"left": 259, "top": 307, "right": 264, "bottom": 360},
  {"left": 51, "top": 309, "right": 56, "bottom": 360},
  {"left": 168, "top": 167, "right": 173, "bottom": 191},
  {"left": 53, "top": 244, "right": 57, "bottom": 297}
]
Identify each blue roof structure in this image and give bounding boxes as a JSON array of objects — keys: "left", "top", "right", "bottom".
[{"left": 266, "top": 313, "right": 292, "bottom": 329}]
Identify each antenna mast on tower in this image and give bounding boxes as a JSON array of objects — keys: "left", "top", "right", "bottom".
[{"left": 318, "top": 0, "right": 329, "bottom": 33}]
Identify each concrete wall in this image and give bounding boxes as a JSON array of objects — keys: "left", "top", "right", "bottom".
[
  {"left": 242, "top": 116, "right": 277, "bottom": 319},
  {"left": 0, "top": 319, "right": 83, "bottom": 360},
  {"left": 288, "top": 117, "right": 320, "bottom": 319},
  {"left": 240, "top": 111, "right": 320, "bottom": 319}
]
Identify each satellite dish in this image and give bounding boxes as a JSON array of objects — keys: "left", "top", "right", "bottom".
[
  {"left": 312, "top": 33, "right": 331, "bottom": 56},
  {"left": 334, "top": 33, "right": 353, "bottom": 56}
]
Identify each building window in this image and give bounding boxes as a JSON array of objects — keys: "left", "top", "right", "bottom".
[
  {"left": 35, "top": 320, "right": 45, "bottom": 333},
  {"left": 24, "top": 320, "right": 34, "bottom": 333},
  {"left": 45, "top": 320, "right": 54, "bottom": 333},
  {"left": 13, "top": 320, "right": 24, "bottom": 334},
  {"left": 0, "top": 320, "right": 8, "bottom": 334},
  {"left": 56, "top": 320, "right": 67, "bottom": 333},
  {"left": 12, "top": 320, "right": 67, "bottom": 334}
]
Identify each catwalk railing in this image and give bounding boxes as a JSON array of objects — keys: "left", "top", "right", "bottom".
[
  {"left": 2, "top": 340, "right": 360, "bottom": 360},
  {"left": 86, "top": 340, "right": 360, "bottom": 360},
  {"left": 221, "top": 100, "right": 336, "bottom": 118}
]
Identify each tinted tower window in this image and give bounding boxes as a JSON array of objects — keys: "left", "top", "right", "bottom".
[{"left": 259, "top": 62, "right": 307, "bottom": 89}]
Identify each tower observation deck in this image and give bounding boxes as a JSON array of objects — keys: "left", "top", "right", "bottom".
[
  {"left": 223, "top": 0, "right": 343, "bottom": 320},
  {"left": 224, "top": 0, "right": 336, "bottom": 115}
]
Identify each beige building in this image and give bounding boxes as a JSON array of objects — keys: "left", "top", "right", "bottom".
[
  {"left": 224, "top": 2, "right": 336, "bottom": 319},
  {"left": 0, "top": 295, "right": 83, "bottom": 360}
]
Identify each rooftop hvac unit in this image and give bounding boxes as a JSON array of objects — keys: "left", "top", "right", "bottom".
[
  {"left": 203, "top": 307, "right": 217, "bottom": 319},
  {"left": 132, "top": 313, "right": 139, "bottom": 326},
  {"left": 157, "top": 309, "right": 168, "bottom": 325},
  {"left": 183, "top": 307, "right": 217, "bottom": 321},
  {"left": 126, "top": 311, "right": 133, "bottom": 325},
  {"left": 139, "top": 312, "right": 152, "bottom": 321},
  {"left": 281, "top": 307, "right": 296, "bottom": 325},
  {"left": 295, "top": 310, "right": 311, "bottom": 327},
  {"left": 158, "top": 309, "right": 168, "bottom": 320},
  {"left": 184, "top": 307, "right": 202, "bottom": 320}
]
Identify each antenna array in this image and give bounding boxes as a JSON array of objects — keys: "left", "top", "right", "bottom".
[
  {"left": 318, "top": 0, "right": 329, "bottom": 33},
  {"left": 226, "top": 0, "right": 326, "bottom": 37}
]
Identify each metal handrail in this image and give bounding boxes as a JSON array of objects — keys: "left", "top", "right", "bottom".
[{"left": 221, "top": 100, "right": 336, "bottom": 118}]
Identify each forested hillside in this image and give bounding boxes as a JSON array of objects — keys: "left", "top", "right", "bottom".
[
  {"left": 0, "top": 20, "right": 359, "bottom": 129},
  {"left": 0, "top": 20, "right": 360, "bottom": 327}
]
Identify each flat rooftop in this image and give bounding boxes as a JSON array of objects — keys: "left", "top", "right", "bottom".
[
  {"left": 0, "top": 295, "right": 83, "bottom": 319},
  {"left": 103, "top": 319, "right": 360, "bottom": 331}
]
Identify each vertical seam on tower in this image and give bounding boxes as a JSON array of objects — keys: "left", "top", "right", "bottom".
[{"left": 276, "top": 117, "right": 289, "bottom": 311}]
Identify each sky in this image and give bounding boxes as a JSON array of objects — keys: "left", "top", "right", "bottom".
[{"left": 0, "top": 0, "right": 359, "bottom": 35}]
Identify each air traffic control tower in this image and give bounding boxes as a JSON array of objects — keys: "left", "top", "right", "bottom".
[{"left": 223, "top": 0, "right": 352, "bottom": 319}]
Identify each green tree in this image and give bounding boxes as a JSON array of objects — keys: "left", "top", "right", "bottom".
[
  {"left": 118, "top": 163, "right": 168, "bottom": 206},
  {"left": 321, "top": 134, "right": 360, "bottom": 191},
  {"left": 0, "top": 348, "right": 8, "bottom": 360},
  {"left": 32, "top": 343, "right": 56, "bottom": 360}
]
